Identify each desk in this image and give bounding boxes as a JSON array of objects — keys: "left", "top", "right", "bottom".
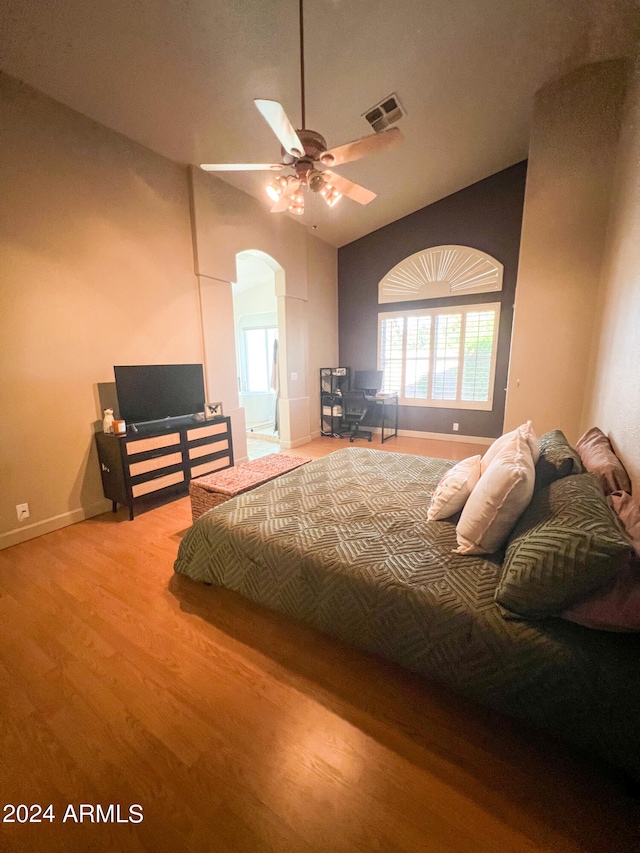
[{"left": 365, "top": 393, "right": 399, "bottom": 443}]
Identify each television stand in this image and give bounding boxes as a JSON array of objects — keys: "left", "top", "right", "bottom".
[{"left": 95, "top": 417, "right": 233, "bottom": 519}]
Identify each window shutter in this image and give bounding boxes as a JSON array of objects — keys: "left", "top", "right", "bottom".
[
  {"left": 378, "top": 303, "right": 500, "bottom": 411},
  {"left": 462, "top": 310, "right": 496, "bottom": 403}
]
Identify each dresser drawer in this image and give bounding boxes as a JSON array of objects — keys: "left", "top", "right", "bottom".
[
  {"left": 131, "top": 470, "right": 185, "bottom": 498},
  {"left": 191, "top": 455, "right": 233, "bottom": 479},
  {"left": 125, "top": 433, "right": 181, "bottom": 456},
  {"left": 128, "top": 451, "right": 183, "bottom": 477}
]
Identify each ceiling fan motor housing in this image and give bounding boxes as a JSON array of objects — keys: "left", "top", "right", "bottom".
[
  {"left": 281, "top": 129, "right": 331, "bottom": 187},
  {"left": 282, "top": 128, "right": 327, "bottom": 161}
]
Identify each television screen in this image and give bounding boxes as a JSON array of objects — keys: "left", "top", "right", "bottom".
[
  {"left": 354, "top": 370, "right": 383, "bottom": 393},
  {"left": 114, "top": 364, "right": 205, "bottom": 426}
]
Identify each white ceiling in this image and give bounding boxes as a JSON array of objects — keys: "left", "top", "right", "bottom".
[{"left": 1, "top": 0, "right": 637, "bottom": 247}]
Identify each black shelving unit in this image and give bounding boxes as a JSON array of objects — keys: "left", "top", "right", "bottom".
[{"left": 320, "top": 367, "right": 350, "bottom": 437}]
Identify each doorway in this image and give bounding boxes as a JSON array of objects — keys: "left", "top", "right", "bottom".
[{"left": 233, "top": 251, "right": 281, "bottom": 459}]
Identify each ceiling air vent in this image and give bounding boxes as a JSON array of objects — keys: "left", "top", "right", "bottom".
[{"left": 363, "top": 93, "right": 405, "bottom": 133}]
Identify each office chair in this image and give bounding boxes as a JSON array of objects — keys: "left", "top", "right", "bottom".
[{"left": 340, "top": 390, "right": 372, "bottom": 442}]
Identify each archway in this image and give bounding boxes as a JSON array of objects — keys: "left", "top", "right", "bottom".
[{"left": 233, "top": 250, "right": 285, "bottom": 458}]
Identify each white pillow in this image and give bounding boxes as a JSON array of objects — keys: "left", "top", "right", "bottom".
[
  {"left": 455, "top": 431, "right": 535, "bottom": 554},
  {"left": 481, "top": 420, "right": 539, "bottom": 473},
  {"left": 427, "top": 455, "right": 481, "bottom": 521}
]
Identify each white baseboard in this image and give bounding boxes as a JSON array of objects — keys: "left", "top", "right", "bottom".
[
  {"left": 280, "top": 434, "right": 312, "bottom": 450},
  {"left": 395, "top": 428, "right": 493, "bottom": 444},
  {"left": 0, "top": 500, "right": 111, "bottom": 551},
  {"left": 305, "top": 427, "right": 492, "bottom": 446},
  {"left": 246, "top": 431, "right": 279, "bottom": 442}
]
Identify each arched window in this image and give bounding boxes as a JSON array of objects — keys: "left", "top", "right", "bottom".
[
  {"left": 378, "top": 245, "right": 503, "bottom": 303},
  {"left": 377, "top": 246, "right": 503, "bottom": 410}
]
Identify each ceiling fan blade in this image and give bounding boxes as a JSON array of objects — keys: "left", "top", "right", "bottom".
[
  {"left": 320, "top": 127, "right": 403, "bottom": 167},
  {"left": 200, "top": 162, "right": 284, "bottom": 172},
  {"left": 254, "top": 99, "right": 305, "bottom": 157},
  {"left": 323, "top": 171, "right": 377, "bottom": 205},
  {"left": 270, "top": 178, "right": 301, "bottom": 212}
]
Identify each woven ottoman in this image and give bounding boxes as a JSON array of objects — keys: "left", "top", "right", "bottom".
[{"left": 189, "top": 453, "right": 311, "bottom": 522}]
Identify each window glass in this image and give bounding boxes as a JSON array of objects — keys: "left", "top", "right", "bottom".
[{"left": 243, "top": 327, "right": 278, "bottom": 392}]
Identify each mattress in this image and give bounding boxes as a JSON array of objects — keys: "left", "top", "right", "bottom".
[{"left": 174, "top": 447, "right": 640, "bottom": 778}]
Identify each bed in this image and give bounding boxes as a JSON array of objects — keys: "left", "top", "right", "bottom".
[{"left": 174, "top": 445, "right": 640, "bottom": 781}]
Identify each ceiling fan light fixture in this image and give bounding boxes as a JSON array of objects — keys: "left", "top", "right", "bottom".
[
  {"left": 321, "top": 183, "right": 342, "bottom": 208},
  {"left": 265, "top": 175, "right": 288, "bottom": 202},
  {"left": 288, "top": 190, "right": 305, "bottom": 215},
  {"left": 307, "top": 169, "right": 326, "bottom": 193}
]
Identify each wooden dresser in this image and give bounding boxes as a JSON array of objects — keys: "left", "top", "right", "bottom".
[{"left": 95, "top": 417, "right": 234, "bottom": 519}]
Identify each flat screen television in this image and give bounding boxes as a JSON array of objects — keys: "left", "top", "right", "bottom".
[{"left": 114, "top": 364, "right": 205, "bottom": 427}]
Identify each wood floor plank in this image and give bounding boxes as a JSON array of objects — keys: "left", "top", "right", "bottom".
[{"left": 1, "top": 436, "right": 638, "bottom": 852}]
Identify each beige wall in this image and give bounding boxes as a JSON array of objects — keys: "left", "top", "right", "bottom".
[
  {"left": 189, "top": 167, "right": 308, "bottom": 299},
  {"left": 305, "top": 234, "right": 339, "bottom": 437},
  {"left": 0, "top": 75, "right": 338, "bottom": 548},
  {"left": 583, "top": 46, "right": 640, "bottom": 493},
  {"left": 197, "top": 276, "right": 247, "bottom": 459},
  {"left": 188, "top": 166, "right": 338, "bottom": 451},
  {"left": 504, "top": 59, "right": 628, "bottom": 442},
  {"left": 0, "top": 75, "right": 201, "bottom": 547},
  {"left": 233, "top": 282, "right": 277, "bottom": 320}
]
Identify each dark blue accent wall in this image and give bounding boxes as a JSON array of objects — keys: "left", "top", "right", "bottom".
[{"left": 337, "top": 161, "right": 527, "bottom": 439}]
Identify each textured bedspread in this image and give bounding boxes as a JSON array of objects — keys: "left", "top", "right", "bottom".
[{"left": 175, "top": 447, "right": 640, "bottom": 778}]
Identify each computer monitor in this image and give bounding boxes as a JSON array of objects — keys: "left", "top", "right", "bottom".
[{"left": 354, "top": 370, "right": 383, "bottom": 395}]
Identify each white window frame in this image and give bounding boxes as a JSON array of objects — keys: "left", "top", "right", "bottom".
[
  {"left": 377, "top": 302, "right": 501, "bottom": 411},
  {"left": 237, "top": 312, "right": 278, "bottom": 393}
]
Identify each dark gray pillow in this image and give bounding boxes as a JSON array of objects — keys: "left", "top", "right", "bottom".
[
  {"left": 534, "top": 429, "right": 583, "bottom": 492},
  {"left": 496, "top": 473, "right": 631, "bottom": 618}
]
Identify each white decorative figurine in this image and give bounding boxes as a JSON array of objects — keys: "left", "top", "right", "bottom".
[{"left": 103, "top": 408, "right": 114, "bottom": 434}]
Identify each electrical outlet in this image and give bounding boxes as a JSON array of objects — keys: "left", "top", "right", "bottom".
[
  {"left": 16, "top": 503, "right": 30, "bottom": 521},
  {"left": 453, "top": 423, "right": 459, "bottom": 432}
]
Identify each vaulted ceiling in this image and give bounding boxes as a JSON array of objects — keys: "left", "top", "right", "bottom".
[{"left": 1, "top": 0, "right": 637, "bottom": 247}]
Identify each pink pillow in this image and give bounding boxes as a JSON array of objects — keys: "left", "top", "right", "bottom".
[
  {"left": 427, "top": 455, "right": 481, "bottom": 521},
  {"left": 481, "top": 421, "right": 539, "bottom": 473},
  {"left": 574, "top": 427, "right": 631, "bottom": 495},
  {"left": 609, "top": 491, "right": 640, "bottom": 547},
  {"left": 456, "top": 431, "right": 535, "bottom": 554},
  {"left": 561, "top": 491, "right": 640, "bottom": 631},
  {"left": 561, "top": 556, "right": 640, "bottom": 631}
]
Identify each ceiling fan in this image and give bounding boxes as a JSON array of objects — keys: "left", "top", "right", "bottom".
[{"left": 200, "top": 0, "right": 403, "bottom": 215}]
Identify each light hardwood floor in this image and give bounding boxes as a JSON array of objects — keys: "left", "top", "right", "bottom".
[{"left": 1, "top": 436, "right": 638, "bottom": 852}]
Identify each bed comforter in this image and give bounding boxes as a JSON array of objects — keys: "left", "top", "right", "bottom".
[{"left": 174, "top": 447, "right": 640, "bottom": 779}]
